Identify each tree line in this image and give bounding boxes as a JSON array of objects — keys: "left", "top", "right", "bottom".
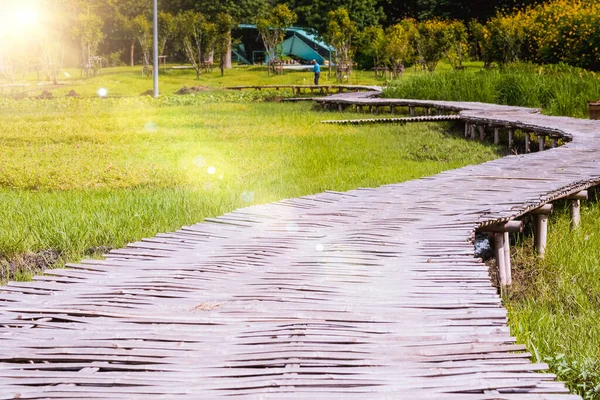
[{"left": 3, "top": 0, "right": 593, "bottom": 85}]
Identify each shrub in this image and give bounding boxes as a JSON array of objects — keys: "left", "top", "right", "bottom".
[{"left": 416, "top": 19, "right": 452, "bottom": 72}]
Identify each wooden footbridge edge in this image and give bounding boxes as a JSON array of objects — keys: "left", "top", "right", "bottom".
[{"left": 0, "top": 85, "right": 596, "bottom": 399}]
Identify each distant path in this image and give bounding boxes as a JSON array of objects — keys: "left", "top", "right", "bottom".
[{"left": 0, "top": 87, "right": 595, "bottom": 399}]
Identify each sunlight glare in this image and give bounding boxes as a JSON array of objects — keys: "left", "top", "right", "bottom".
[
  {"left": 97, "top": 88, "right": 108, "bottom": 97},
  {"left": 0, "top": 2, "right": 40, "bottom": 36},
  {"left": 207, "top": 166, "right": 216, "bottom": 175}
]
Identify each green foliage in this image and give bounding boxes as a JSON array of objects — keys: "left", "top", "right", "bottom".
[
  {"left": 214, "top": 13, "right": 235, "bottom": 76},
  {"left": 177, "top": 10, "right": 208, "bottom": 78},
  {"left": 129, "top": 15, "right": 152, "bottom": 69},
  {"left": 360, "top": 26, "right": 386, "bottom": 68},
  {"left": 445, "top": 20, "right": 468, "bottom": 69},
  {"left": 468, "top": 20, "right": 495, "bottom": 68},
  {"left": 278, "top": 0, "right": 384, "bottom": 36},
  {"left": 416, "top": 19, "right": 451, "bottom": 72},
  {"left": 384, "top": 20, "right": 418, "bottom": 78},
  {"left": 72, "top": 12, "right": 105, "bottom": 77},
  {"left": 507, "top": 200, "right": 600, "bottom": 398},
  {"left": 256, "top": 4, "right": 297, "bottom": 73},
  {"left": 158, "top": 11, "right": 177, "bottom": 56},
  {"left": 486, "top": 13, "right": 527, "bottom": 65},
  {"left": 325, "top": 8, "right": 358, "bottom": 80},
  {"left": 384, "top": 63, "right": 600, "bottom": 118}
]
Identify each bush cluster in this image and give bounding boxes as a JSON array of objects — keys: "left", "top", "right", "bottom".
[
  {"left": 361, "top": 0, "right": 600, "bottom": 73},
  {"left": 383, "top": 63, "right": 600, "bottom": 117}
]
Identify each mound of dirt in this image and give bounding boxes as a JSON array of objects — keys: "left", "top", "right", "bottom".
[
  {"left": 0, "top": 249, "right": 61, "bottom": 282},
  {"left": 66, "top": 90, "right": 80, "bottom": 98},
  {"left": 37, "top": 90, "right": 54, "bottom": 100},
  {"left": 140, "top": 89, "right": 154, "bottom": 96},
  {"left": 175, "top": 85, "right": 210, "bottom": 95}
]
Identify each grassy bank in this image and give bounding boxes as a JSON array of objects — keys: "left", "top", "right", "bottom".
[
  {"left": 508, "top": 200, "right": 600, "bottom": 399},
  {"left": 0, "top": 96, "right": 499, "bottom": 281},
  {"left": 384, "top": 63, "right": 600, "bottom": 118}
]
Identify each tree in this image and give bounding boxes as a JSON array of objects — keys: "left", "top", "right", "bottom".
[
  {"left": 325, "top": 7, "right": 358, "bottom": 81},
  {"left": 445, "top": 20, "right": 468, "bottom": 69},
  {"left": 384, "top": 20, "right": 417, "bottom": 79},
  {"left": 361, "top": 26, "right": 386, "bottom": 71},
  {"left": 164, "top": 0, "right": 267, "bottom": 23},
  {"left": 129, "top": 15, "right": 152, "bottom": 75},
  {"left": 256, "top": 4, "right": 297, "bottom": 76},
  {"left": 279, "top": 0, "right": 383, "bottom": 35},
  {"left": 103, "top": 0, "right": 152, "bottom": 66},
  {"left": 39, "top": 0, "right": 70, "bottom": 85},
  {"left": 214, "top": 13, "right": 234, "bottom": 76},
  {"left": 72, "top": 12, "right": 105, "bottom": 77},
  {"left": 158, "top": 11, "right": 177, "bottom": 57},
  {"left": 178, "top": 10, "right": 207, "bottom": 78},
  {"left": 469, "top": 20, "right": 495, "bottom": 68},
  {"left": 416, "top": 19, "right": 451, "bottom": 72},
  {"left": 486, "top": 14, "right": 526, "bottom": 65}
]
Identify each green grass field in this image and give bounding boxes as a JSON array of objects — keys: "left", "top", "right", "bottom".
[{"left": 0, "top": 84, "right": 499, "bottom": 281}]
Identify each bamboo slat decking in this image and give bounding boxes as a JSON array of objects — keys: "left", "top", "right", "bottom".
[{"left": 1, "top": 87, "right": 596, "bottom": 399}]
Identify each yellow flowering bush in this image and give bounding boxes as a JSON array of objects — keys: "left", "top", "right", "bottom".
[{"left": 524, "top": 0, "right": 600, "bottom": 70}]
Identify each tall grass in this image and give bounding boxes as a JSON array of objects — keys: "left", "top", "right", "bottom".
[
  {"left": 384, "top": 63, "right": 600, "bottom": 117},
  {"left": 0, "top": 98, "right": 499, "bottom": 281},
  {"left": 508, "top": 199, "right": 600, "bottom": 399}
]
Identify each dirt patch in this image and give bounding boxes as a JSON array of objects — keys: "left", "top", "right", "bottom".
[
  {"left": 66, "top": 90, "right": 80, "bottom": 98},
  {"left": 140, "top": 89, "right": 154, "bottom": 96},
  {"left": 175, "top": 85, "right": 210, "bottom": 95},
  {"left": 0, "top": 249, "right": 61, "bottom": 282},
  {"left": 37, "top": 90, "right": 54, "bottom": 100},
  {"left": 86, "top": 246, "right": 112, "bottom": 257}
]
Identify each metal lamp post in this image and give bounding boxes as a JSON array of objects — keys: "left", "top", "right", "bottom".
[{"left": 152, "top": 0, "right": 159, "bottom": 98}]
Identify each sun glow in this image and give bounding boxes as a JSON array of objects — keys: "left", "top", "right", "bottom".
[{"left": 0, "top": 1, "right": 41, "bottom": 37}]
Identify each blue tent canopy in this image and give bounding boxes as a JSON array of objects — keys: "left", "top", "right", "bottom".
[{"left": 234, "top": 25, "right": 335, "bottom": 65}]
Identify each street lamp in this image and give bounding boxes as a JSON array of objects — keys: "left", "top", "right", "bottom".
[{"left": 152, "top": 0, "right": 159, "bottom": 98}]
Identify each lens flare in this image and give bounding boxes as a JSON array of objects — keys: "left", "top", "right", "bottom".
[
  {"left": 207, "top": 166, "right": 216, "bottom": 175},
  {"left": 97, "top": 88, "right": 108, "bottom": 97}
]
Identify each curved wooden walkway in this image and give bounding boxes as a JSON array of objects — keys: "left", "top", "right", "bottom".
[{"left": 1, "top": 87, "right": 597, "bottom": 399}]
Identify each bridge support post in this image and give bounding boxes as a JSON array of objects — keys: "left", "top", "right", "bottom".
[
  {"left": 478, "top": 125, "right": 486, "bottom": 141},
  {"left": 479, "top": 220, "right": 523, "bottom": 288},
  {"left": 503, "top": 232, "right": 511, "bottom": 285},
  {"left": 494, "top": 127, "right": 500, "bottom": 145},
  {"left": 409, "top": 106, "right": 415, "bottom": 117},
  {"left": 567, "top": 191, "right": 588, "bottom": 229},
  {"left": 531, "top": 204, "right": 553, "bottom": 258},
  {"left": 471, "top": 125, "right": 477, "bottom": 140},
  {"left": 552, "top": 138, "right": 558, "bottom": 148},
  {"left": 539, "top": 135, "right": 545, "bottom": 151},
  {"left": 494, "top": 233, "right": 508, "bottom": 287},
  {"left": 390, "top": 105, "right": 395, "bottom": 114},
  {"left": 464, "top": 123, "right": 469, "bottom": 138},
  {"left": 525, "top": 132, "right": 531, "bottom": 153},
  {"left": 508, "top": 128, "right": 514, "bottom": 148}
]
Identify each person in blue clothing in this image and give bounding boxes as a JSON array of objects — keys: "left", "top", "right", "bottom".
[{"left": 312, "top": 60, "right": 320, "bottom": 85}]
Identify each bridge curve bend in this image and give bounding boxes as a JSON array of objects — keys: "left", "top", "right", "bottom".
[{"left": 0, "top": 88, "right": 596, "bottom": 399}]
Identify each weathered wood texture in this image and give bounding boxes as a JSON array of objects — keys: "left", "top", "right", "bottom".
[{"left": 0, "top": 87, "right": 592, "bottom": 399}]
